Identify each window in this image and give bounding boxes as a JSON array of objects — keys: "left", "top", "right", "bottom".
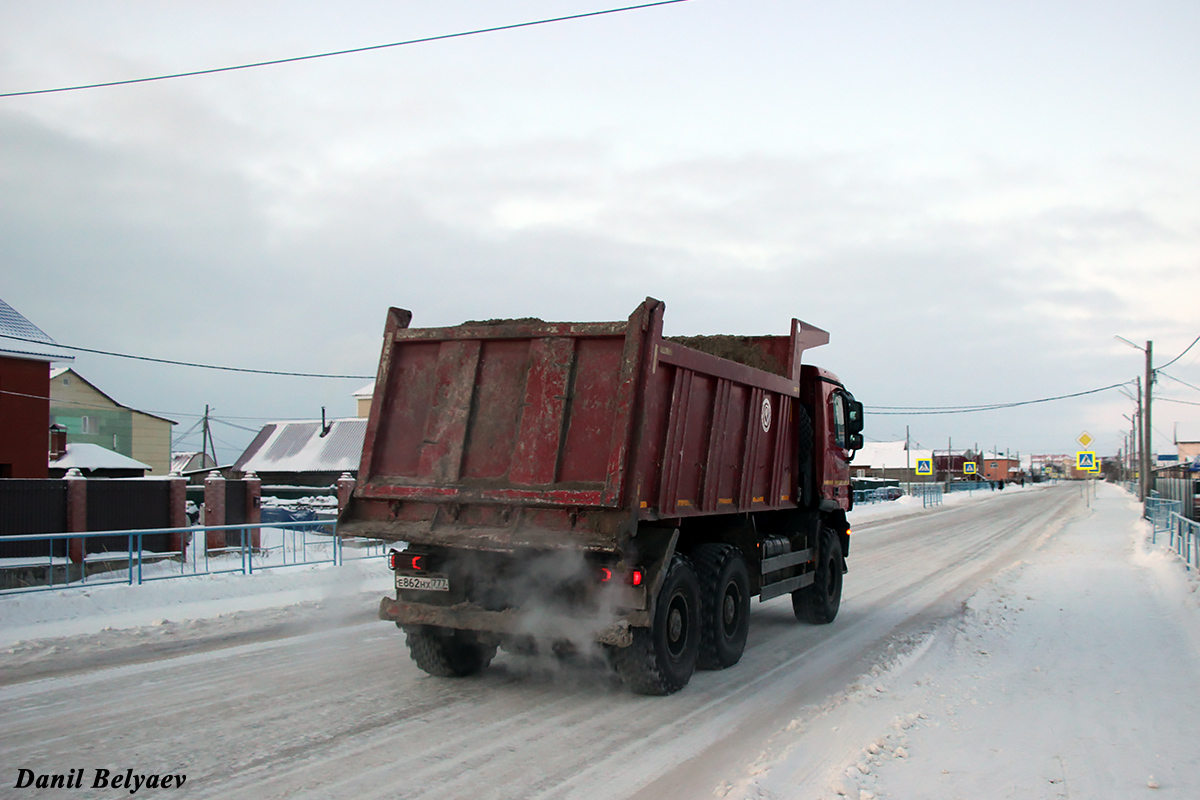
[
  {"left": 833, "top": 394, "right": 847, "bottom": 446},
  {"left": 81, "top": 416, "right": 97, "bottom": 434}
]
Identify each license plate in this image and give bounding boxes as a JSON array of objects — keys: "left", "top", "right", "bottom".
[{"left": 395, "top": 573, "right": 449, "bottom": 592}]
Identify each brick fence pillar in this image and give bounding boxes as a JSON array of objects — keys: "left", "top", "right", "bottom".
[
  {"left": 167, "top": 474, "right": 189, "bottom": 558},
  {"left": 65, "top": 468, "right": 87, "bottom": 565},
  {"left": 337, "top": 472, "right": 357, "bottom": 517},
  {"left": 204, "top": 471, "right": 226, "bottom": 552},
  {"left": 244, "top": 471, "right": 262, "bottom": 550}
]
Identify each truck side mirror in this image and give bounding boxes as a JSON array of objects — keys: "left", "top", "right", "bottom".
[
  {"left": 848, "top": 433, "right": 864, "bottom": 451},
  {"left": 847, "top": 400, "right": 865, "bottom": 435}
]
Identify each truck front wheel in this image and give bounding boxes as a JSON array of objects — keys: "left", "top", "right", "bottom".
[
  {"left": 406, "top": 627, "right": 497, "bottom": 677},
  {"left": 612, "top": 555, "right": 701, "bottom": 695},
  {"left": 792, "top": 526, "right": 843, "bottom": 624},
  {"left": 693, "top": 543, "right": 750, "bottom": 670}
]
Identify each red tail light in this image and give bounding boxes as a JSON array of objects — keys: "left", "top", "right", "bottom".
[
  {"left": 629, "top": 569, "right": 644, "bottom": 586},
  {"left": 598, "top": 567, "right": 613, "bottom": 582},
  {"left": 389, "top": 550, "right": 426, "bottom": 571}
]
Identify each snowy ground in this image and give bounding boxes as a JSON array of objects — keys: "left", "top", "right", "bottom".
[
  {"left": 729, "top": 482, "right": 1200, "bottom": 799},
  {"left": 3, "top": 481, "right": 1199, "bottom": 799}
]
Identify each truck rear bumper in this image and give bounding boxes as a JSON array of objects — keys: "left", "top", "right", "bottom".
[{"left": 378, "top": 596, "right": 646, "bottom": 648}]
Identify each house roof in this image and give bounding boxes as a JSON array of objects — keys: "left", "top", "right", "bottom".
[
  {"left": 853, "top": 441, "right": 934, "bottom": 469},
  {"left": 170, "top": 451, "right": 218, "bottom": 475},
  {"left": 233, "top": 418, "right": 367, "bottom": 475},
  {"left": 50, "top": 367, "right": 176, "bottom": 425},
  {"left": 0, "top": 297, "right": 74, "bottom": 363},
  {"left": 50, "top": 442, "right": 150, "bottom": 471}
]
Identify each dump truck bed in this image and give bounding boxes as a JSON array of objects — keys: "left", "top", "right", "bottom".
[{"left": 338, "top": 298, "right": 830, "bottom": 552}]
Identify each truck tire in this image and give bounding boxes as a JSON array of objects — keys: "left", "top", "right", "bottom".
[
  {"left": 612, "top": 555, "right": 701, "bottom": 695},
  {"left": 693, "top": 543, "right": 750, "bottom": 670},
  {"left": 406, "top": 627, "right": 497, "bottom": 678},
  {"left": 792, "top": 526, "right": 843, "bottom": 624}
]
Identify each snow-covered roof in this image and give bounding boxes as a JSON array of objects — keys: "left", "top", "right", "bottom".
[
  {"left": 853, "top": 441, "right": 934, "bottom": 469},
  {"left": 353, "top": 381, "right": 375, "bottom": 398},
  {"left": 170, "top": 452, "right": 217, "bottom": 475},
  {"left": 50, "top": 443, "right": 150, "bottom": 471},
  {"left": 0, "top": 297, "right": 74, "bottom": 363},
  {"left": 234, "top": 418, "right": 366, "bottom": 474}
]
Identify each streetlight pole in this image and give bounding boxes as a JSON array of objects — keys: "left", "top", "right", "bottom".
[
  {"left": 1144, "top": 340, "right": 1153, "bottom": 499},
  {"left": 1117, "top": 336, "right": 1154, "bottom": 501}
]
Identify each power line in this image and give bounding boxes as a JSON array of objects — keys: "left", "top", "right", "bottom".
[
  {"left": 0, "top": 0, "right": 694, "bottom": 98},
  {"left": 1159, "top": 370, "right": 1200, "bottom": 394},
  {"left": 1158, "top": 397, "right": 1200, "bottom": 408},
  {"left": 1158, "top": 333, "right": 1200, "bottom": 370},
  {"left": 0, "top": 332, "right": 373, "bottom": 379},
  {"left": 866, "top": 382, "right": 1132, "bottom": 416}
]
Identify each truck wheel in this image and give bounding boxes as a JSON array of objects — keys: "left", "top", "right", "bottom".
[
  {"left": 693, "top": 544, "right": 750, "bottom": 670},
  {"left": 792, "top": 526, "right": 843, "bottom": 624},
  {"left": 406, "top": 627, "right": 497, "bottom": 677},
  {"left": 612, "top": 555, "right": 701, "bottom": 695}
]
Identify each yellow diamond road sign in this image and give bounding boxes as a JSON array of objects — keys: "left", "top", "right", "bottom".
[{"left": 1077, "top": 431, "right": 1094, "bottom": 448}]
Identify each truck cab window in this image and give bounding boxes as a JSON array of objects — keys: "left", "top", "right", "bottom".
[{"left": 833, "top": 394, "right": 847, "bottom": 447}]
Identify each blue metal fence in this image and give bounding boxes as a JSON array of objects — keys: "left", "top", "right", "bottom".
[
  {"left": 1143, "top": 496, "right": 1200, "bottom": 572},
  {"left": 0, "top": 521, "right": 387, "bottom": 595}
]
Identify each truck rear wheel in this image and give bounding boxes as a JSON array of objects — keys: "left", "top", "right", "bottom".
[
  {"left": 406, "top": 627, "right": 497, "bottom": 677},
  {"left": 693, "top": 544, "right": 750, "bottom": 670},
  {"left": 612, "top": 555, "right": 701, "bottom": 695},
  {"left": 792, "top": 526, "right": 843, "bottom": 624}
]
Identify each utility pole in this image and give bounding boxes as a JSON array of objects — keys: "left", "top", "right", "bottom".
[
  {"left": 201, "top": 404, "right": 218, "bottom": 468},
  {"left": 1136, "top": 377, "right": 1144, "bottom": 501},
  {"left": 1144, "top": 340, "right": 1153, "bottom": 500}
]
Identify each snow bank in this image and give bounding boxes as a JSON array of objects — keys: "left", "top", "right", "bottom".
[
  {"left": 738, "top": 481, "right": 1200, "bottom": 800},
  {"left": 0, "top": 557, "right": 391, "bottom": 647}
]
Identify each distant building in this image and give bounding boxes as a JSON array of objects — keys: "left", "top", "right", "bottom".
[
  {"left": 0, "top": 297, "right": 74, "bottom": 477},
  {"left": 850, "top": 441, "right": 934, "bottom": 483},
  {"left": 49, "top": 368, "right": 176, "bottom": 476},
  {"left": 233, "top": 418, "right": 366, "bottom": 487},
  {"left": 48, "top": 442, "right": 151, "bottom": 478},
  {"left": 980, "top": 452, "right": 1023, "bottom": 483},
  {"left": 170, "top": 451, "right": 219, "bottom": 482},
  {"left": 353, "top": 382, "right": 374, "bottom": 419}
]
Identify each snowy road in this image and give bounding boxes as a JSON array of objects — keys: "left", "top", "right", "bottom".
[{"left": 3, "top": 483, "right": 1197, "bottom": 799}]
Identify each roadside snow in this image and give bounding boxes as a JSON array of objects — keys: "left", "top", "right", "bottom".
[
  {"left": 0, "top": 557, "right": 391, "bottom": 647},
  {"left": 730, "top": 482, "right": 1200, "bottom": 799}
]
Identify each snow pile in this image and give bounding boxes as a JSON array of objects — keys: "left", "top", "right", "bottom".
[{"left": 0, "top": 556, "right": 391, "bottom": 647}]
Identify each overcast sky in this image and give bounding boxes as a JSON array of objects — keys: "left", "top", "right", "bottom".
[{"left": 2, "top": 0, "right": 1198, "bottom": 465}]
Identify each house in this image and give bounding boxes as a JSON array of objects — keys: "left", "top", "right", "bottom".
[
  {"left": 0, "top": 297, "right": 74, "bottom": 477},
  {"left": 49, "top": 368, "right": 176, "bottom": 475},
  {"left": 233, "top": 418, "right": 367, "bottom": 487},
  {"left": 170, "top": 451, "right": 219, "bottom": 481},
  {"left": 353, "top": 382, "right": 374, "bottom": 418},
  {"left": 980, "top": 452, "right": 1023, "bottom": 483},
  {"left": 850, "top": 441, "right": 935, "bottom": 483},
  {"left": 48, "top": 442, "right": 151, "bottom": 478}
]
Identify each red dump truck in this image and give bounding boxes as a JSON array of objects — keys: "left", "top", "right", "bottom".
[{"left": 338, "top": 298, "right": 863, "bottom": 694}]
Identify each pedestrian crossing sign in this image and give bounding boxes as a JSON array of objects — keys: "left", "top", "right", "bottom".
[
  {"left": 916, "top": 458, "right": 933, "bottom": 476},
  {"left": 964, "top": 461, "right": 977, "bottom": 475},
  {"left": 1076, "top": 451, "right": 1098, "bottom": 471}
]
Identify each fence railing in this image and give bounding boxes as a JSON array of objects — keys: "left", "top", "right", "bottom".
[
  {"left": 1146, "top": 497, "right": 1181, "bottom": 542},
  {"left": 0, "top": 521, "right": 387, "bottom": 595},
  {"left": 1143, "top": 496, "right": 1200, "bottom": 572},
  {"left": 904, "top": 483, "right": 944, "bottom": 508}
]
